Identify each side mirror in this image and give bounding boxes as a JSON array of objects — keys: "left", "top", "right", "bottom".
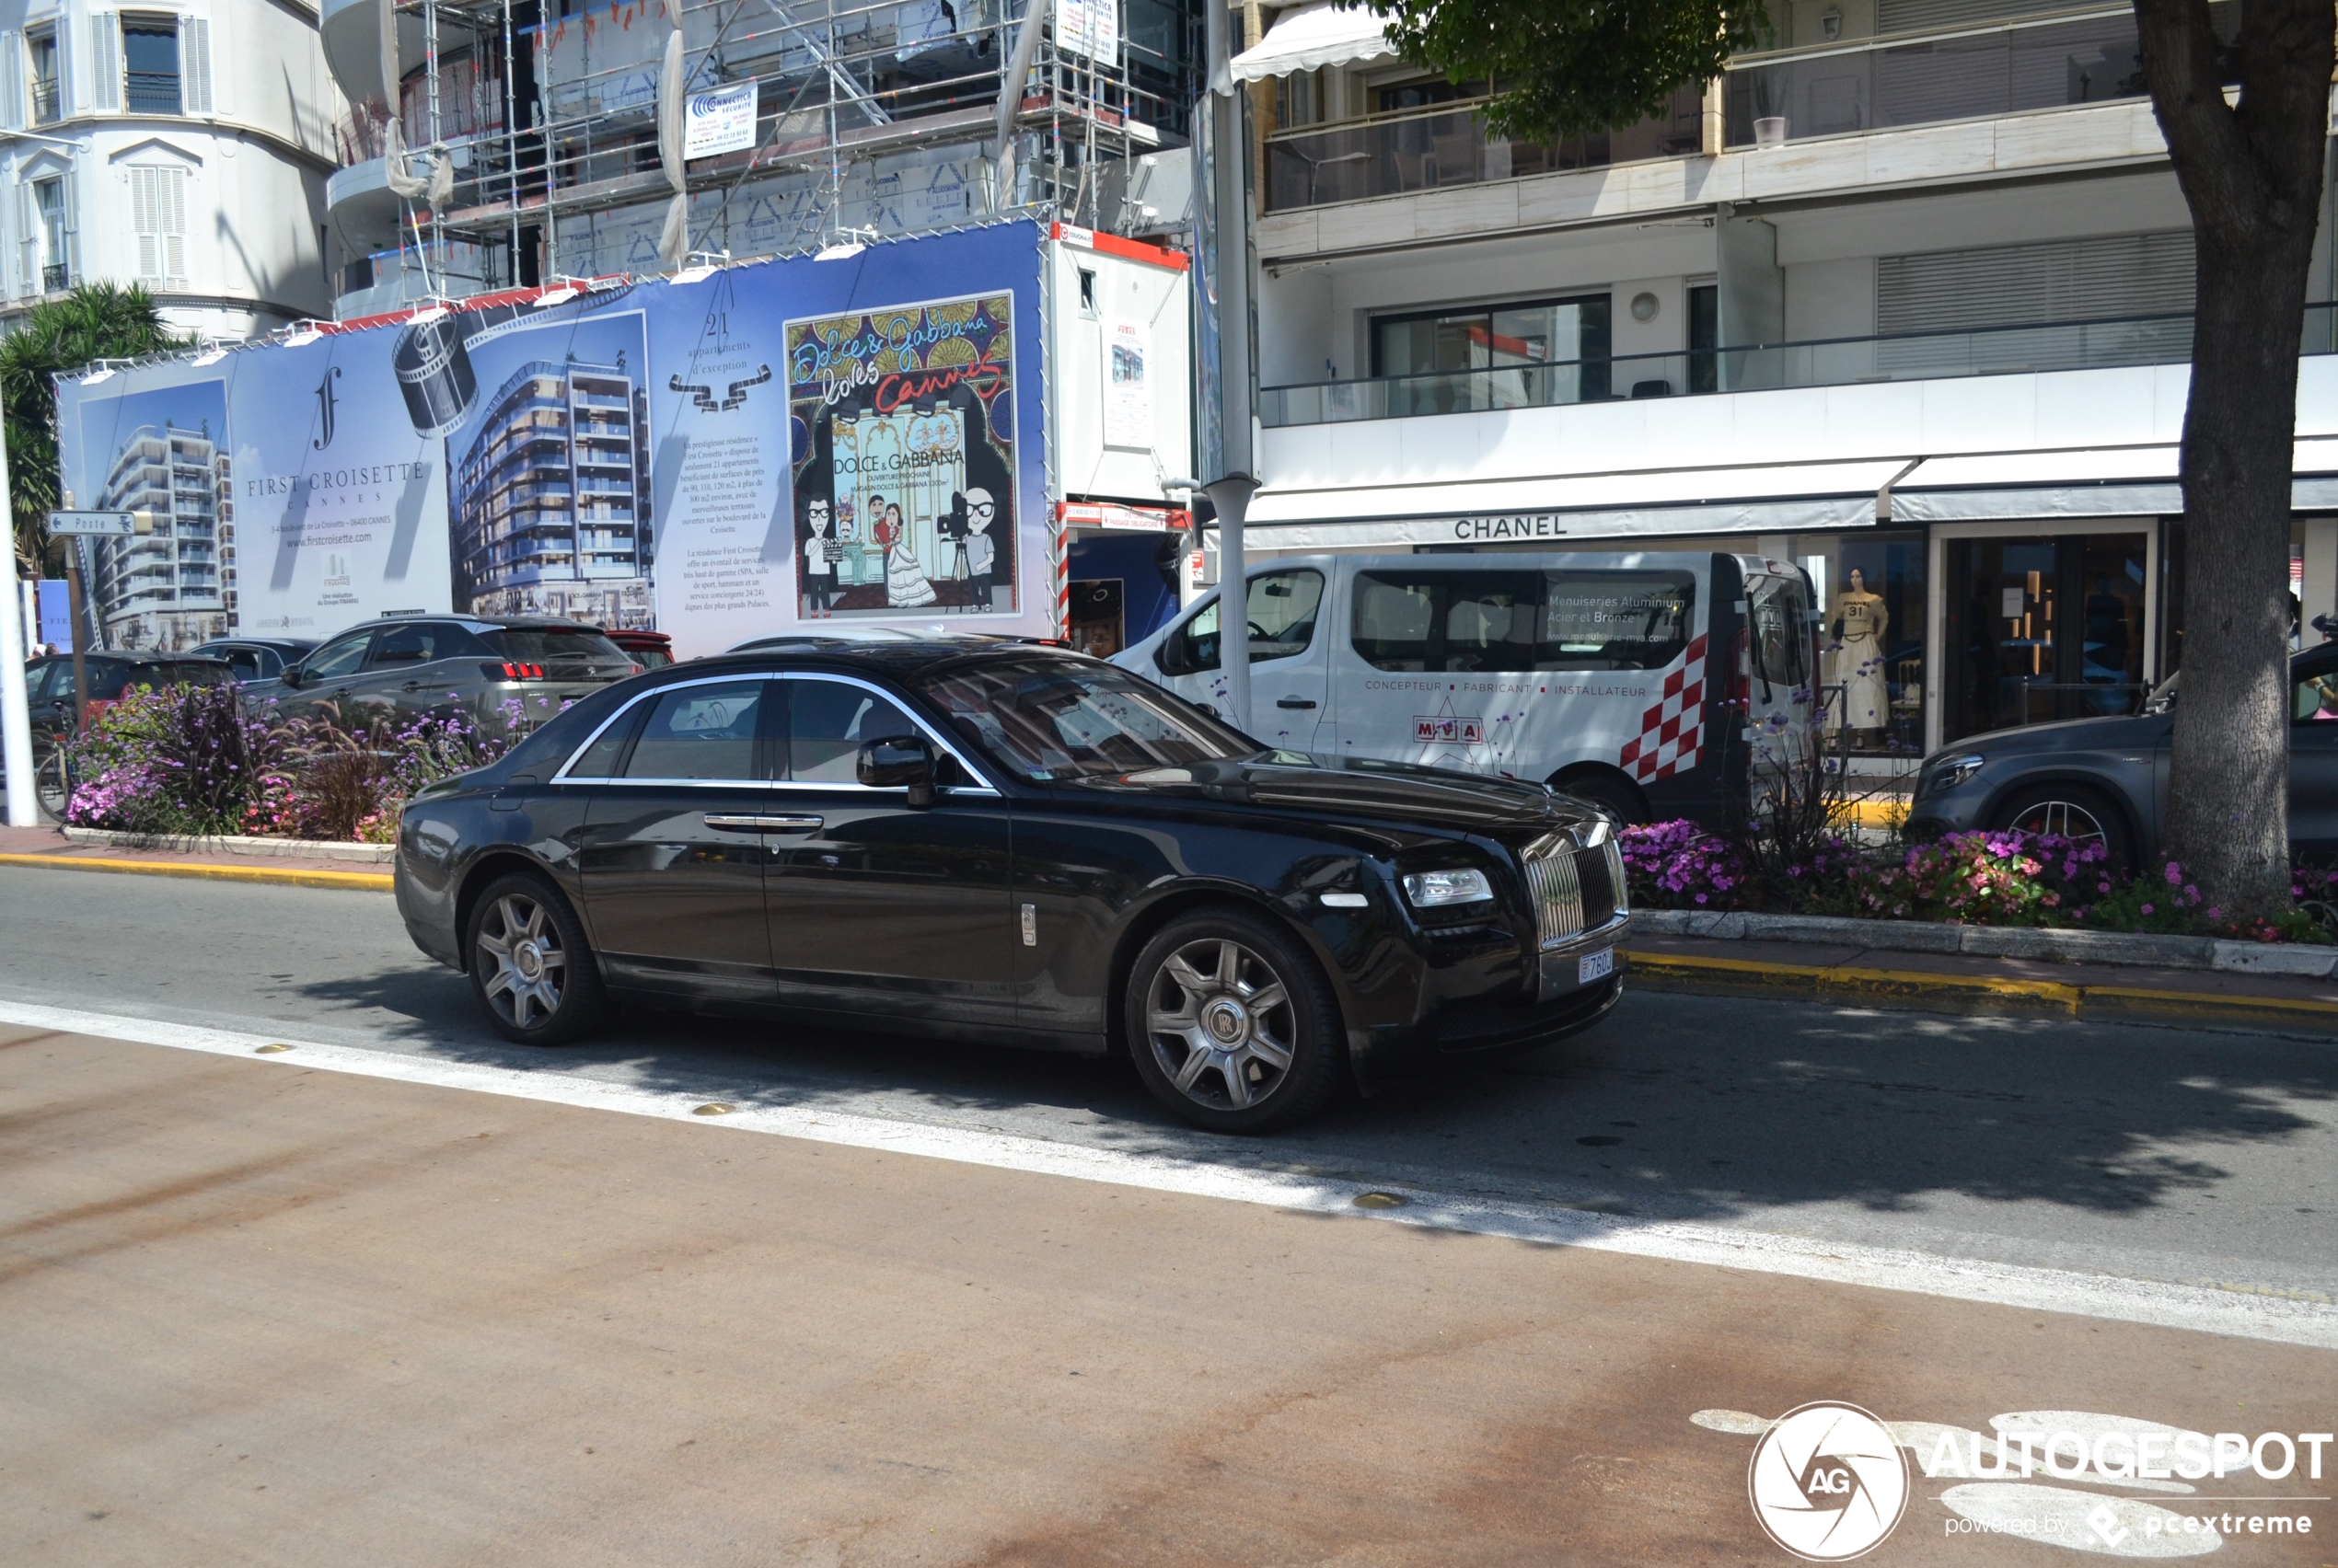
[
  {"left": 278, "top": 663, "right": 303, "bottom": 688},
  {"left": 857, "top": 734, "right": 938, "bottom": 808}
]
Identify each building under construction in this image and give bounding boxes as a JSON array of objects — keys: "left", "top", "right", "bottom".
[{"left": 321, "top": 0, "right": 1201, "bottom": 318}]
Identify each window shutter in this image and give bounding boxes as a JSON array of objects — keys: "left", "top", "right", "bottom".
[
  {"left": 161, "top": 167, "right": 186, "bottom": 284},
  {"left": 9, "top": 183, "right": 27, "bottom": 299},
  {"left": 1, "top": 34, "right": 23, "bottom": 131},
  {"left": 87, "top": 13, "right": 118, "bottom": 112},
  {"left": 131, "top": 167, "right": 156, "bottom": 282},
  {"left": 1878, "top": 233, "right": 2195, "bottom": 335},
  {"left": 180, "top": 17, "right": 211, "bottom": 115}
]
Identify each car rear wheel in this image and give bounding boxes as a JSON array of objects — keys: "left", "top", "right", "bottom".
[
  {"left": 1995, "top": 783, "right": 2134, "bottom": 874},
  {"left": 1125, "top": 907, "right": 1345, "bottom": 1133},
  {"left": 468, "top": 872, "right": 610, "bottom": 1045}
]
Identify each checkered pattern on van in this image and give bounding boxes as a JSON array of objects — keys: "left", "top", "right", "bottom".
[{"left": 1617, "top": 634, "right": 1708, "bottom": 782}]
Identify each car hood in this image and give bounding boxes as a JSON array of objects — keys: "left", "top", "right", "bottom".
[
  {"left": 1947, "top": 711, "right": 2172, "bottom": 756},
  {"left": 1067, "top": 752, "right": 1605, "bottom": 833}
]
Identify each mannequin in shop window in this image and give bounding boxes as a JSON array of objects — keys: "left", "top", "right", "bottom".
[{"left": 1830, "top": 567, "right": 1890, "bottom": 747}]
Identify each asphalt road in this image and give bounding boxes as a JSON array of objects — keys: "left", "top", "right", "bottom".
[{"left": 3, "top": 865, "right": 2332, "bottom": 1303}]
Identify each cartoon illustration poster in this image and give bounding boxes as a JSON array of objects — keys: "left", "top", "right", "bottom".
[{"left": 784, "top": 294, "right": 1017, "bottom": 619}]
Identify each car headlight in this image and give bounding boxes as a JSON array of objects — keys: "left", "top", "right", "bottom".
[
  {"left": 1401, "top": 868, "right": 1494, "bottom": 907},
  {"left": 1922, "top": 754, "right": 1985, "bottom": 796}
]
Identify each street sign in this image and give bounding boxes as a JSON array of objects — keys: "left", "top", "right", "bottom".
[{"left": 47, "top": 510, "right": 148, "bottom": 537}]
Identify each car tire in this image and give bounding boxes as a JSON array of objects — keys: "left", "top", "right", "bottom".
[
  {"left": 1124, "top": 906, "right": 1346, "bottom": 1133},
  {"left": 1994, "top": 782, "right": 2135, "bottom": 874},
  {"left": 1550, "top": 769, "right": 1644, "bottom": 826},
  {"left": 466, "top": 871, "right": 610, "bottom": 1046}
]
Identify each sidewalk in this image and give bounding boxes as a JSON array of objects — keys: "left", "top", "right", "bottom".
[
  {"left": 1626, "top": 931, "right": 2338, "bottom": 1034},
  {"left": 0, "top": 824, "right": 394, "bottom": 891}
]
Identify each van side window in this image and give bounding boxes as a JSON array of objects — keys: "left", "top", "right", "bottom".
[
  {"left": 1158, "top": 570, "right": 1325, "bottom": 674},
  {"left": 1355, "top": 570, "right": 1696, "bottom": 672},
  {"left": 1542, "top": 571, "right": 1696, "bottom": 670}
]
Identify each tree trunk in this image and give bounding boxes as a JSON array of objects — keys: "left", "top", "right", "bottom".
[{"left": 2135, "top": 0, "right": 2333, "bottom": 918}]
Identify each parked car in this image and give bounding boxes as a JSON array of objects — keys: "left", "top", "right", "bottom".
[
  {"left": 23, "top": 651, "right": 237, "bottom": 816},
  {"left": 603, "top": 628, "right": 675, "bottom": 670},
  {"left": 1908, "top": 642, "right": 2338, "bottom": 868},
  {"left": 187, "top": 636, "right": 316, "bottom": 683},
  {"left": 1113, "top": 551, "right": 1817, "bottom": 827},
  {"left": 393, "top": 641, "right": 1630, "bottom": 1131},
  {"left": 251, "top": 615, "right": 638, "bottom": 729}
]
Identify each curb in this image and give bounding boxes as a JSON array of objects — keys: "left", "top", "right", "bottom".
[
  {"left": 0, "top": 852, "right": 395, "bottom": 892},
  {"left": 61, "top": 826, "right": 395, "bottom": 864},
  {"left": 1635, "top": 908, "right": 2338, "bottom": 978},
  {"left": 1624, "top": 949, "right": 2338, "bottom": 1033}
]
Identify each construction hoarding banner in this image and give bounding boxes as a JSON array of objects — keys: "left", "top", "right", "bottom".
[{"left": 53, "top": 220, "right": 1051, "bottom": 659}]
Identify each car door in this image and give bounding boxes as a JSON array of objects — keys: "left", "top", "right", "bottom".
[
  {"left": 760, "top": 673, "right": 1018, "bottom": 1029},
  {"left": 2288, "top": 655, "right": 2338, "bottom": 856},
  {"left": 1150, "top": 568, "right": 1328, "bottom": 749},
  {"left": 361, "top": 619, "right": 485, "bottom": 718},
  {"left": 575, "top": 676, "right": 781, "bottom": 1003},
  {"left": 281, "top": 628, "right": 377, "bottom": 721}
]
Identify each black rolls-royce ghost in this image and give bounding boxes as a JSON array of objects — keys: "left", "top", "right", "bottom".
[{"left": 394, "top": 641, "right": 1630, "bottom": 1131}]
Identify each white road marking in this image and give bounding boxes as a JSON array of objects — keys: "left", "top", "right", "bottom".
[{"left": 8, "top": 997, "right": 2338, "bottom": 1351}]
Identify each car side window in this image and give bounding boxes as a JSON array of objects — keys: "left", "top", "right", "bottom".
[
  {"left": 569, "top": 701, "right": 651, "bottom": 778},
  {"left": 26, "top": 663, "right": 60, "bottom": 702},
  {"left": 305, "top": 631, "right": 374, "bottom": 681},
  {"left": 2294, "top": 667, "right": 2338, "bottom": 723},
  {"left": 1156, "top": 571, "right": 1324, "bottom": 675},
  {"left": 1351, "top": 574, "right": 1438, "bottom": 671},
  {"left": 217, "top": 647, "right": 262, "bottom": 681},
  {"left": 621, "top": 681, "right": 770, "bottom": 780},
  {"left": 786, "top": 678, "right": 921, "bottom": 783},
  {"left": 369, "top": 622, "right": 471, "bottom": 666}
]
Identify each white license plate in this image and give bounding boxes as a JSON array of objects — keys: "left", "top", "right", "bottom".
[{"left": 1578, "top": 948, "right": 1615, "bottom": 985}]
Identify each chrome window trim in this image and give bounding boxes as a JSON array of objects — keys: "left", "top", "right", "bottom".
[{"left": 550, "top": 669, "right": 1003, "bottom": 797}]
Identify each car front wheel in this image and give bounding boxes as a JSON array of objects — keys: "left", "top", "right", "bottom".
[
  {"left": 1995, "top": 782, "right": 2134, "bottom": 875},
  {"left": 467, "top": 872, "right": 610, "bottom": 1045},
  {"left": 1124, "top": 907, "right": 1345, "bottom": 1133}
]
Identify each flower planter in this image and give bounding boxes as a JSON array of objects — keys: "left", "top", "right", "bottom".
[{"left": 62, "top": 826, "right": 395, "bottom": 865}]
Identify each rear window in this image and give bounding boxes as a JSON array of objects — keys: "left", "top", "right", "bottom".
[
  {"left": 1351, "top": 570, "right": 1696, "bottom": 672},
  {"left": 486, "top": 628, "right": 628, "bottom": 663}
]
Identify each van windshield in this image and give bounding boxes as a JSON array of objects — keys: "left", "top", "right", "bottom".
[{"left": 1352, "top": 570, "right": 1696, "bottom": 672}]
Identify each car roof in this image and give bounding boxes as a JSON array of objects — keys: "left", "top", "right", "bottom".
[{"left": 668, "top": 639, "right": 1095, "bottom": 681}]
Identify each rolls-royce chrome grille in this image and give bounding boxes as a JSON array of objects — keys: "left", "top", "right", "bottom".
[{"left": 1524, "top": 830, "right": 1628, "bottom": 951}]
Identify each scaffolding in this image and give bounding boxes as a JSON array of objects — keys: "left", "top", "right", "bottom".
[{"left": 332, "top": 0, "right": 1199, "bottom": 312}]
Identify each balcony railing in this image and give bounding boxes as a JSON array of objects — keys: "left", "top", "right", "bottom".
[
  {"left": 125, "top": 72, "right": 181, "bottom": 116},
  {"left": 1267, "top": 86, "right": 1703, "bottom": 212},
  {"left": 29, "top": 79, "right": 59, "bottom": 124},
  {"left": 1723, "top": 2, "right": 2237, "bottom": 148},
  {"left": 1262, "top": 305, "right": 2338, "bottom": 428},
  {"left": 41, "top": 262, "right": 69, "bottom": 292}
]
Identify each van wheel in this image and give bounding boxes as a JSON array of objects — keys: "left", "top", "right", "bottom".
[{"left": 1550, "top": 769, "right": 1645, "bottom": 825}]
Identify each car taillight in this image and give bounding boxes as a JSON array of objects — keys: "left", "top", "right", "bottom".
[
  {"left": 628, "top": 663, "right": 643, "bottom": 675},
  {"left": 481, "top": 661, "right": 547, "bottom": 681}
]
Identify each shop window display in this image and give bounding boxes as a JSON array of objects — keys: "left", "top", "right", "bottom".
[{"left": 1809, "top": 532, "right": 1927, "bottom": 753}]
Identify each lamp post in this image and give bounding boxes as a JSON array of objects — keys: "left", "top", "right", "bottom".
[{"left": 1196, "top": 0, "right": 1257, "bottom": 732}]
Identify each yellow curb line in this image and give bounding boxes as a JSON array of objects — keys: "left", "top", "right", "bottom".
[
  {"left": 1623, "top": 949, "right": 2338, "bottom": 1030},
  {"left": 0, "top": 851, "right": 394, "bottom": 892},
  {"left": 1828, "top": 799, "right": 1911, "bottom": 828}
]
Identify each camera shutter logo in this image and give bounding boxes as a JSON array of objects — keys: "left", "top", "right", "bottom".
[{"left": 1747, "top": 1401, "right": 1909, "bottom": 1561}]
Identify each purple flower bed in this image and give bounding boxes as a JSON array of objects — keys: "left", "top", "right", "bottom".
[{"left": 1620, "top": 819, "right": 2333, "bottom": 944}]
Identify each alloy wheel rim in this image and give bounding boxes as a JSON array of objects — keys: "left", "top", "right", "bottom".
[
  {"left": 1144, "top": 937, "right": 1296, "bottom": 1112},
  {"left": 477, "top": 893, "right": 566, "bottom": 1028},
  {"left": 2010, "top": 799, "right": 2106, "bottom": 847}
]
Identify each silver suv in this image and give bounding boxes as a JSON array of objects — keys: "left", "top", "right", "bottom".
[{"left": 253, "top": 615, "right": 640, "bottom": 730}]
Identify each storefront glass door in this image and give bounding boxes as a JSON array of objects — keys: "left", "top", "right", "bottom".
[{"left": 1943, "top": 533, "right": 2148, "bottom": 743}]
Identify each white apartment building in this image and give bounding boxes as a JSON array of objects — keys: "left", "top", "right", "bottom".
[
  {"left": 0, "top": 0, "right": 341, "bottom": 337},
  {"left": 1233, "top": 0, "right": 2338, "bottom": 760}
]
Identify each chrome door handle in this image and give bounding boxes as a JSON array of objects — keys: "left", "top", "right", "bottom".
[
  {"left": 1276, "top": 697, "right": 1317, "bottom": 709},
  {"left": 701, "top": 813, "right": 824, "bottom": 833},
  {"left": 755, "top": 814, "right": 823, "bottom": 833},
  {"left": 702, "top": 813, "right": 767, "bottom": 832}
]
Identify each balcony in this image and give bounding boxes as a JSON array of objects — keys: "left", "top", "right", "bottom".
[
  {"left": 126, "top": 72, "right": 181, "bottom": 116},
  {"left": 1262, "top": 307, "right": 2338, "bottom": 428},
  {"left": 1267, "top": 86, "right": 1702, "bottom": 213},
  {"left": 41, "top": 262, "right": 69, "bottom": 293},
  {"left": 29, "top": 79, "right": 59, "bottom": 125},
  {"left": 1722, "top": 2, "right": 2235, "bottom": 148}
]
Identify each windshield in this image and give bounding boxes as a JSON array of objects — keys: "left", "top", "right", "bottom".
[{"left": 919, "top": 657, "right": 1255, "bottom": 781}]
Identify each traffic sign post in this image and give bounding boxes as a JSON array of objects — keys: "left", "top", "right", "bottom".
[{"left": 42, "top": 513, "right": 151, "bottom": 741}]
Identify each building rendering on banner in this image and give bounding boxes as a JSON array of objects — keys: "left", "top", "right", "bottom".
[
  {"left": 87, "top": 421, "right": 233, "bottom": 650},
  {"left": 0, "top": 0, "right": 341, "bottom": 336},
  {"left": 451, "top": 354, "right": 654, "bottom": 625},
  {"left": 1233, "top": 0, "right": 2338, "bottom": 772}
]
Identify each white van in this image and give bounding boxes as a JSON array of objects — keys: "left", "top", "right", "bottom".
[{"left": 1112, "top": 551, "right": 1819, "bottom": 825}]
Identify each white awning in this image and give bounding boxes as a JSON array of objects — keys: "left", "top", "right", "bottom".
[{"left": 1230, "top": 2, "right": 1398, "bottom": 82}]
